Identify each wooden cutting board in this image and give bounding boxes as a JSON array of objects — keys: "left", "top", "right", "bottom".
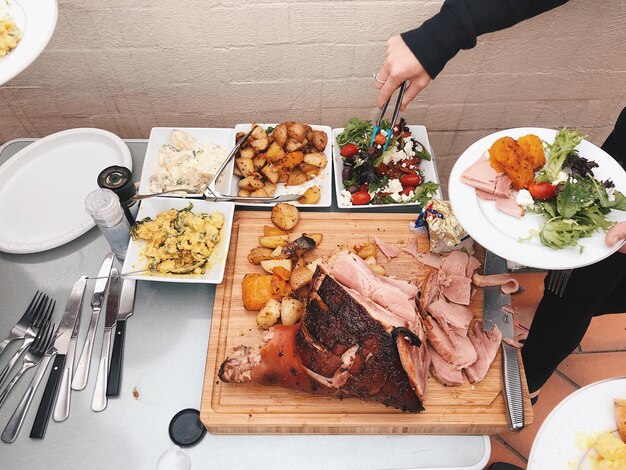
[{"left": 200, "top": 211, "right": 533, "bottom": 434}]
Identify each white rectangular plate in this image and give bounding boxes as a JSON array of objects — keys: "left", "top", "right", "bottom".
[
  {"left": 232, "top": 123, "right": 333, "bottom": 207},
  {"left": 138, "top": 127, "right": 235, "bottom": 197},
  {"left": 332, "top": 125, "right": 441, "bottom": 209},
  {"left": 121, "top": 197, "right": 235, "bottom": 284}
]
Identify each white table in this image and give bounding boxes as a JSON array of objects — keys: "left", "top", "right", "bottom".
[{"left": 0, "top": 138, "right": 490, "bottom": 470}]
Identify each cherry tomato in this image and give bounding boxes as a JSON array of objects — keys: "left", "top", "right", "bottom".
[
  {"left": 391, "top": 125, "right": 400, "bottom": 136},
  {"left": 401, "top": 173, "right": 422, "bottom": 187},
  {"left": 351, "top": 191, "right": 371, "bottom": 205},
  {"left": 401, "top": 186, "right": 415, "bottom": 196},
  {"left": 403, "top": 131, "right": 411, "bottom": 138},
  {"left": 340, "top": 143, "right": 359, "bottom": 158},
  {"left": 374, "top": 133, "right": 387, "bottom": 145},
  {"left": 374, "top": 163, "right": 388, "bottom": 176},
  {"left": 359, "top": 183, "right": 369, "bottom": 193},
  {"left": 528, "top": 181, "right": 557, "bottom": 200}
]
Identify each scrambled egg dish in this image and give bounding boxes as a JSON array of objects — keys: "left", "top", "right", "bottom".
[
  {"left": 576, "top": 431, "right": 626, "bottom": 469},
  {"left": 0, "top": 1, "right": 20, "bottom": 57},
  {"left": 131, "top": 204, "right": 224, "bottom": 275}
]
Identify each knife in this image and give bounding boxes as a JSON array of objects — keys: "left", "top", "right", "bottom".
[
  {"left": 107, "top": 278, "right": 136, "bottom": 397},
  {"left": 72, "top": 252, "right": 115, "bottom": 391},
  {"left": 30, "top": 276, "right": 87, "bottom": 439},
  {"left": 91, "top": 269, "right": 121, "bottom": 412},
  {"left": 482, "top": 250, "right": 525, "bottom": 431}
]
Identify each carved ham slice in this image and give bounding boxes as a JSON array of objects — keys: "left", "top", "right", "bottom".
[
  {"left": 464, "top": 321, "right": 502, "bottom": 384},
  {"left": 429, "top": 345, "right": 464, "bottom": 386},
  {"left": 374, "top": 236, "right": 401, "bottom": 259},
  {"left": 472, "top": 273, "right": 520, "bottom": 295},
  {"left": 424, "top": 315, "right": 477, "bottom": 370}
]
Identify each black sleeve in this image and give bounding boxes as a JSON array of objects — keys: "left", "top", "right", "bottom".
[{"left": 401, "top": 0, "right": 570, "bottom": 79}]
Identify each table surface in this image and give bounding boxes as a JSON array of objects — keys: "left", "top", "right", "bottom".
[{"left": 0, "top": 138, "right": 490, "bottom": 470}]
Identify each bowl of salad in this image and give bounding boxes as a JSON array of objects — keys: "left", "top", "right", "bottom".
[{"left": 332, "top": 118, "right": 441, "bottom": 209}]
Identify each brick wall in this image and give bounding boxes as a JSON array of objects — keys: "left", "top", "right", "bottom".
[{"left": 1, "top": 0, "right": 625, "bottom": 194}]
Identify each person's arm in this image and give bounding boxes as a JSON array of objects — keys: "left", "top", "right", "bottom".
[
  {"left": 376, "top": 0, "right": 570, "bottom": 108},
  {"left": 606, "top": 221, "right": 626, "bottom": 254}
]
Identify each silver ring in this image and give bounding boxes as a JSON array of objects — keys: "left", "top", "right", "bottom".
[{"left": 373, "top": 73, "right": 385, "bottom": 84}]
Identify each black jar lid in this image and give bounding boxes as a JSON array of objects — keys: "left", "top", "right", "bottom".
[
  {"left": 97, "top": 166, "right": 135, "bottom": 202},
  {"left": 168, "top": 408, "right": 206, "bottom": 447}
]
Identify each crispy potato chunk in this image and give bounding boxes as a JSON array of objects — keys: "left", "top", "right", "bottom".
[
  {"left": 271, "top": 203, "right": 299, "bottom": 230},
  {"left": 242, "top": 274, "right": 273, "bottom": 310},
  {"left": 299, "top": 186, "right": 321, "bottom": 204},
  {"left": 310, "top": 130, "right": 328, "bottom": 151}
]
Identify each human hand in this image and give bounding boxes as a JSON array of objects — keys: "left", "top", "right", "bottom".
[
  {"left": 606, "top": 221, "right": 626, "bottom": 254},
  {"left": 374, "top": 35, "right": 432, "bottom": 111}
]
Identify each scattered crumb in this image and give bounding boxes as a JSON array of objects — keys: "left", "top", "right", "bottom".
[{"left": 132, "top": 387, "right": 139, "bottom": 399}]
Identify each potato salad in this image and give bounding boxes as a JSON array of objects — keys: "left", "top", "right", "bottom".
[
  {"left": 149, "top": 130, "right": 228, "bottom": 193},
  {"left": 131, "top": 204, "right": 224, "bottom": 275},
  {"left": 0, "top": 1, "right": 20, "bottom": 56}
]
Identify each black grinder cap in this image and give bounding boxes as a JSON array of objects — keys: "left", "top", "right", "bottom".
[
  {"left": 97, "top": 166, "right": 136, "bottom": 203},
  {"left": 168, "top": 408, "right": 206, "bottom": 447}
]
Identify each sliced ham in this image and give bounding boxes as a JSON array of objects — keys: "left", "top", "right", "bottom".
[
  {"left": 495, "top": 195, "right": 524, "bottom": 219},
  {"left": 418, "top": 269, "right": 440, "bottom": 313},
  {"left": 409, "top": 252, "right": 443, "bottom": 270},
  {"left": 494, "top": 174, "right": 513, "bottom": 197},
  {"left": 429, "top": 345, "right": 464, "bottom": 386},
  {"left": 464, "top": 322, "right": 502, "bottom": 384},
  {"left": 424, "top": 316, "right": 477, "bottom": 370},
  {"left": 375, "top": 236, "right": 401, "bottom": 259},
  {"left": 460, "top": 155, "right": 502, "bottom": 194},
  {"left": 466, "top": 256, "right": 481, "bottom": 278},
  {"left": 472, "top": 273, "right": 520, "bottom": 295},
  {"left": 427, "top": 297, "right": 474, "bottom": 332},
  {"left": 396, "top": 334, "right": 430, "bottom": 402},
  {"left": 438, "top": 271, "right": 472, "bottom": 305},
  {"left": 441, "top": 250, "right": 469, "bottom": 277},
  {"left": 404, "top": 236, "right": 419, "bottom": 257},
  {"left": 476, "top": 189, "right": 498, "bottom": 201}
]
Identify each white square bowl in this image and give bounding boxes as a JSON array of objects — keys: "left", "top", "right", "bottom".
[
  {"left": 231, "top": 123, "right": 333, "bottom": 207},
  {"left": 138, "top": 127, "right": 235, "bottom": 197},
  {"left": 332, "top": 125, "right": 442, "bottom": 209},
  {"left": 121, "top": 197, "right": 235, "bottom": 284}
]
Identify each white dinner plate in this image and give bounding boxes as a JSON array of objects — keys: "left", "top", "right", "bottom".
[
  {"left": 528, "top": 377, "right": 626, "bottom": 469},
  {"left": 0, "top": 0, "right": 58, "bottom": 86},
  {"left": 332, "top": 125, "right": 442, "bottom": 209},
  {"left": 232, "top": 123, "right": 333, "bottom": 207},
  {"left": 0, "top": 128, "right": 132, "bottom": 254},
  {"left": 122, "top": 198, "right": 234, "bottom": 284},
  {"left": 448, "top": 127, "right": 626, "bottom": 270},
  {"left": 139, "top": 127, "right": 235, "bottom": 197}
]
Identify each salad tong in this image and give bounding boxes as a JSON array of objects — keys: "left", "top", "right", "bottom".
[
  {"left": 133, "top": 128, "right": 301, "bottom": 203},
  {"left": 370, "top": 80, "right": 408, "bottom": 151}
]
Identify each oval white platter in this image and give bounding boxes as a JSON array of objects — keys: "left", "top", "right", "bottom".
[{"left": 0, "top": 128, "right": 132, "bottom": 254}]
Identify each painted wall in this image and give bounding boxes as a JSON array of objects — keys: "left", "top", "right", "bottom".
[{"left": 2, "top": 0, "right": 625, "bottom": 194}]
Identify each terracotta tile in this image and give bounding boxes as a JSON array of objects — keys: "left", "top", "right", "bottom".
[
  {"left": 558, "top": 351, "right": 626, "bottom": 387},
  {"left": 487, "top": 436, "right": 527, "bottom": 468},
  {"left": 511, "top": 272, "right": 546, "bottom": 341},
  {"left": 579, "top": 313, "right": 626, "bottom": 352},
  {"left": 496, "top": 373, "right": 576, "bottom": 459}
]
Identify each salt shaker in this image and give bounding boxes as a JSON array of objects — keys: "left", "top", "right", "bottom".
[{"left": 85, "top": 188, "right": 131, "bottom": 260}]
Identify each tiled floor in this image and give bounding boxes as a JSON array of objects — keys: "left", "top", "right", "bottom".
[{"left": 484, "top": 272, "right": 626, "bottom": 469}]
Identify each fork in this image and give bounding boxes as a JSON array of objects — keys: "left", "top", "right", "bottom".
[
  {"left": 0, "top": 292, "right": 46, "bottom": 356},
  {"left": 0, "top": 320, "right": 56, "bottom": 409},
  {"left": 0, "top": 297, "right": 55, "bottom": 390},
  {"left": 546, "top": 269, "right": 573, "bottom": 297}
]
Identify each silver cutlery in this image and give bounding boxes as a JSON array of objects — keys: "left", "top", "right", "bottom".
[
  {"left": 92, "top": 269, "right": 121, "bottom": 412},
  {"left": 0, "top": 321, "right": 56, "bottom": 409},
  {"left": 0, "top": 295, "right": 54, "bottom": 390},
  {"left": 545, "top": 269, "right": 573, "bottom": 297},
  {"left": 1, "top": 340, "right": 57, "bottom": 443},
  {"left": 30, "top": 276, "right": 87, "bottom": 439},
  {"left": 107, "top": 277, "right": 136, "bottom": 397},
  {"left": 72, "top": 253, "right": 115, "bottom": 391},
  {"left": 0, "top": 292, "right": 46, "bottom": 356}
]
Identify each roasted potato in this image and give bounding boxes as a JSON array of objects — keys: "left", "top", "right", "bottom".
[
  {"left": 266, "top": 142, "right": 286, "bottom": 162},
  {"left": 259, "top": 235, "right": 289, "bottom": 248},
  {"left": 272, "top": 123, "right": 288, "bottom": 147},
  {"left": 285, "top": 137, "right": 307, "bottom": 152},
  {"left": 303, "top": 152, "right": 328, "bottom": 168},
  {"left": 271, "top": 203, "right": 300, "bottom": 231},
  {"left": 247, "top": 247, "right": 274, "bottom": 265},
  {"left": 287, "top": 122, "right": 308, "bottom": 142},
  {"left": 238, "top": 189, "right": 250, "bottom": 197},
  {"left": 264, "top": 181, "right": 277, "bottom": 197},
  {"left": 252, "top": 154, "right": 267, "bottom": 170},
  {"left": 239, "top": 176, "right": 265, "bottom": 191},
  {"left": 239, "top": 147, "right": 256, "bottom": 159},
  {"left": 260, "top": 259, "right": 292, "bottom": 274},
  {"left": 289, "top": 266, "right": 313, "bottom": 290},
  {"left": 257, "top": 298, "right": 281, "bottom": 329},
  {"left": 261, "top": 164, "right": 280, "bottom": 184},
  {"left": 357, "top": 242, "right": 376, "bottom": 260},
  {"left": 263, "top": 225, "right": 287, "bottom": 236},
  {"left": 302, "top": 232, "right": 322, "bottom": 246},
  {"left": 310, "top": 130, "right": 328, "bottom": 151},
  {"left": 250, "top": 125, "right": 267, "bottom": 140},
  {"left": 250, "top": 188, "right": 268, "bottom": 198},
  {"left": 299, "top": 162, "right": 321, "bottom": 178},
  {"left": 242, "top": 273, "right": 273, "bottom": 310},
  {"left": 236, "top": 157, "right": 255, "bottom": 177},
  {"left": 282, "top": 151, "right": 304, "bottom": 170},
  {"left": 371, "top": 264, "right": 386, "bottom": 276},
  {"left": 251, "top": 136, "right": 269, "bottom": 152},
  {"left": 299, "top": 186, "right": 321, "bottom": 204},
  {"left": 306, "top": 257, "right": 323, "bottom": 273},
  {"left": 287, "top": 168, "right": 307, "bottom": 186},
  {"left": 280, "top": 298, "right": 304, "bottom": 326}
]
